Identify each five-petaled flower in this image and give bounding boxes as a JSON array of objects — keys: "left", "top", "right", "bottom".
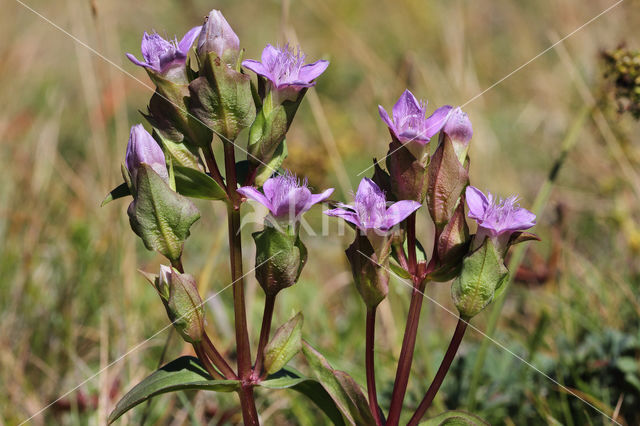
[
  {"left": 242, "top": 44, "right": 329, "bottom": 92},
  {"left": 325, "top": 178, "right": 421, "bottom": 233},
  {"left": 378, "top": 90, "right": 452, "bottom": 145},
  {"left": 465, "top": 185, "right": 536, "bottom": 249},
  {"left": 127, "top": 27, "right": 201, "bottom": 76},
  {"left": 125, "top": 124, "right": 168, "bottom": 185},
  {"left": 238, "top": 172, "right": 333, "bottom": 223}
]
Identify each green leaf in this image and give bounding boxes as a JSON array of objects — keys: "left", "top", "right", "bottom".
[
  {"left": 264, "top": 313, "right": 303, "bottom": 375},
  {"left": 153, "top": 129, "right": 201, "bottom": 170},
  {"left": 302, "top": 341, "right": 376, "bottom": 425},
  {"left": 173, "top": 164, "right": 227, "bottom": 200},
  {"left": 128, "top": 164, "right": 200, "bottom": 262},
  {"left": 261, "top": 366, "right": 346, "bottom": 426},
  {"left": 420, "top": 410, "right": 489, "bottom": 425},
  {"left": 108, "top": 356, "right": 239, "bottom": 424},
  {"left": 451, "top": 238, "right": 508, "bottom": 319},
  {"left": 101, "top": 182, "right": 130, "bottom": 206},
  {"left": 255, "top": 140, "right": 288, "bottom": 186}
]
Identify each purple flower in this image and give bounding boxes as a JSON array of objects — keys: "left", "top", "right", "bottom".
[
  {"left": 325, "top": 178, "right": 421, "bottom": 232},
  {"left": 237, "top": 172, "right": 333, "bottom": 222},
  {"left": 125, "top": 124, "right": 168, "bottom": 184},
  {"left": 466, "top": 185, "right": 536, "bottom": 243},
  {"left": 197, "top": 10, "right": 240, "bottom": 60},
  {"left": 443, "top": 107, "right": 473, "bottom": 145},
  {"left": 242, "top": 44, "right": 329, "bottom": 91},
  {"left": 378, "top": 90, "right": 452, "bottom": 145},
  {"left": 126, "top": 26, "right": 201, "bottom": 75}
]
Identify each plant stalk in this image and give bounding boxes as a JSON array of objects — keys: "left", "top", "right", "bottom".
[
  {"left": 407, "top": 318, "right": 468, "bottom": 425},
  {"left": 366, "top": 308, "right": 383, "bottom": 426},
  {"left": 386, "top": 278, "right": 427, "bottom": 425},
  {"left": 253, "top": 294, "right": 276, "bottom": 380},
  {"left": 204, "top": 144, "right": 227, "bottom": 194},
  {"left": 203, "top": 333, "right": 238, "bottom": 380},
  {"left": 223, "top": 140, "right": 258, "bottom": 424},
  {"left": 193, "top": 343, "right": 225, "bottom": 380}
]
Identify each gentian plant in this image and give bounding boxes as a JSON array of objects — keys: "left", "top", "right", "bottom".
[{"left": 105, "top": 7, "right": 538, "bottom": 425}]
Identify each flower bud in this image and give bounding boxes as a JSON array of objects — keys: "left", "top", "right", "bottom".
[
  {"left": 442, "top": 107, "right": 473, "bottom": 163},
  {"left": 125, "top": 124, "right": 168, "bottom": 186},
  {"left": 451, "top": 238, "right": 508, "bottom": 319},
  {"left": 155, "top": 265, "right": 205, "bottom": 343},
  {"left": 253, "top": 224, "right": 307, "bottom": 297},
  {"left": 197, "top": 10, "right": 240, "bottom": 64},
  {"left": 345, "top": 234, "right": 389, "bottom": 309}
]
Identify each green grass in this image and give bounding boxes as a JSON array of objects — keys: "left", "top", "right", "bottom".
[{"left": 1, "top": 0, "right": 640, "bottom": 424}]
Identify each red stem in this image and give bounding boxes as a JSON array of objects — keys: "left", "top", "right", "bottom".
[
  {"left": 204, "top": 144, "right": 227, "bottom": 195},
  {"left": 193, "top": 343, "right": 224, "bottom": 380},
  {"left": 203, "top": 333, "right": 238, "bottom": 380},
  {"left": 386, "top": 279, "right": 427, "bottom": 425},
  {"left": 407, "top": 318, "right": 468, "bottom": 426},
  {"left": 366, "top": 308, "right": 383, "bottom": 426},
  {"left": 253, "top": 294, "right": 276, "bottom": 380},
  {"left": 223, "top": 141, "right": 258, "bottom": 424}
]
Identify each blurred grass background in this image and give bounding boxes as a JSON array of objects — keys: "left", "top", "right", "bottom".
[{"left": 1, "top": 0, "right": 640, "bottom": 424}]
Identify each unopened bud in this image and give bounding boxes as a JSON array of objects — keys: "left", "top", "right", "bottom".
[
  {"left": 451, "top": 238, "right": 508, "bottom": 319},
  {"left": 125, "top": 124, "right": 168, "bottom": 186},
  {"left": 253, "top": 224, "right": 307, "bottom": 296},
  {"left": 156, "top": 266, "right": 205, "bottom": 343},
  {"left": 197, "top": 10, "right": 240, "bottom": 64},
  {"left": 442, "top": 107, "right": 473, "bottom": 163}
]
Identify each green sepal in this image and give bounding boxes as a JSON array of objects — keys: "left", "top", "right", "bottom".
[
  {"left": 345, "top": 234, "right": 389, "bottom": 309},
  {"left": 108, "top": 356, "right": 238, "bottom": 424},
  {"left": 101, "top": 182, "right": 131, "bottom": 206},
  {"left": 144, "top": 71, "right": 212, "bottom": 149},
  {"left": 188, "top": 53, "right": 256, "bottom": 142},
  {"left": 253, "top": 225, "right": 307, "bottom": 296},
  {"left": 152, "top": 129, "right": 201, "bottom": 170},
  {"left": 430, "top": 197, "right": 470, "bottom": 282},
  {"left": 173, "top": 164, "right": 227, "bottom": 200},
  {"left": 127, "top": 164, "right": 200, "bottom": 262},
  {"left": 160, "top": 268, "right": 205, "bottom": 344},
  {"left": 264, "top": 312, "right": 303, "bottom": 375},
  {"left": 427, "top": 137, "right": 469, "bottom": 229},
  {"left": 302, "top": 341, "right": 376, "bottom": 426},
  {"left": 254, "top": 139, "right": 288, "bottom": 186},
  {"left": 420, "top": 410, "right": 489, "bottom": 425},
  {"left": 451, "top": 238, "right": 508, "bottom": 319},
  {"left": 247, "top": 90, "right": 306, "bottom": 167},
  {"left": 260, "top": 366, "right": 346, "bottom": 425},
  {"left": 385, "top": 139, "right": 428, "bottom": 202}
]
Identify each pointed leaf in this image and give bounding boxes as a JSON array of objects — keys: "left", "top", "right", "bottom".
[
  {"left": 173, "top": 164, "right": 227, "bottom": 200},
  {"left": 261, "top": 366, "right": 346, "bottom": 426},
  {"left": 101, "top": 182, "right": 131, "bottom": 206},
  {"left": 420, "top": 410, "right": 489, "bottom": 425},
  {"left": 264, "top": 313, "right": 303, "bottom": 375},
  {"left": 302, "top": 341, "right": 376, "bottom": 425},
  {"left": 108, "top": 356, "right": 239, "bottom": 424}
]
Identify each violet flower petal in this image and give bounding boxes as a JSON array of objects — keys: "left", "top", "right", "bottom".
[
  {"left": 298, "top": 60, "right": 330, "bottom": 82},
  {"left": 384, "top": 200, "right": 422, "bottom": 229},
  {"left": 308, "top": 188, "right": 334, "bottom": 206},
  {"left": 241, "top": 59, "right": 270, "bottom": 79},
  {"left": 237, "top": 186, "right": 274, "bottom": 213},
  {"left": 465, "top": 186, "right": 489, "bottom": 220},
  {"left": 392, "top": 89, "right": 423, "bottom": 124},
  {"left": 274, "top": 187, "right": 311, "bottom": 218},
  {"left": 324, "top": 209, "right": 362, "bottom": 228},
  {"left": 424, "top": 105, "right": 453, "bottom": 139},
  {"left": 178, "top": 26, "right": 202, "bottom": 55},
  {"left": 378, "top": 106, "right": 396, "bottom": 133}
]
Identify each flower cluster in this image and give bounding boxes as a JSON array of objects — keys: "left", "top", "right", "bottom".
[{"left": 106, "top": 7, "right": 539, "bottom": 426}]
